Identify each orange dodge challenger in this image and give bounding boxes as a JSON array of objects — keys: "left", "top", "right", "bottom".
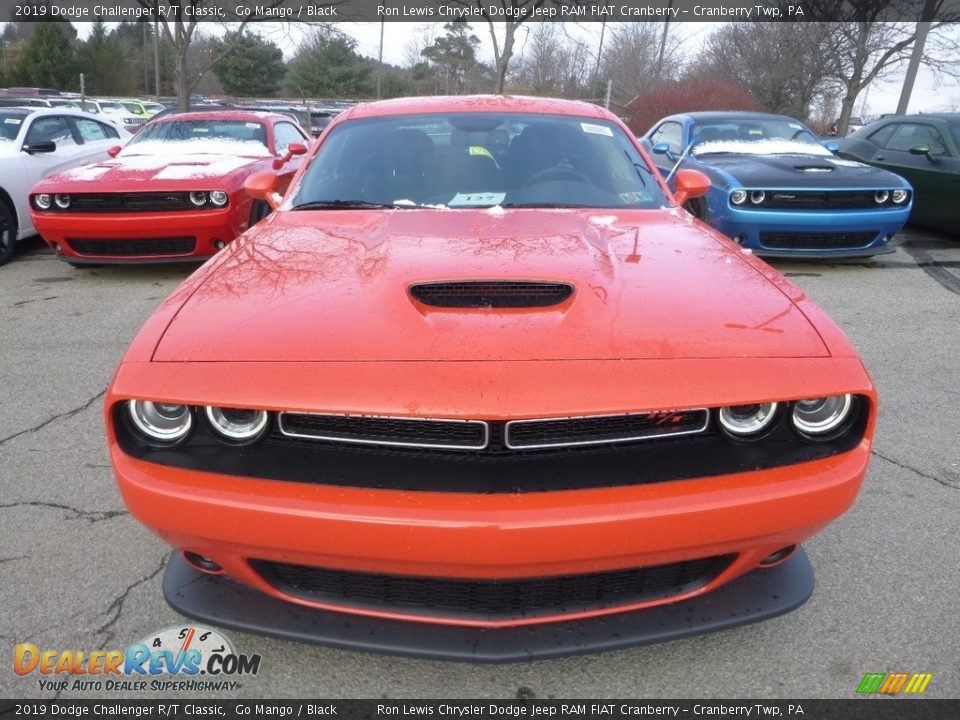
[{"left": 106, "top": 96, "right": 875, "bottom": 661}]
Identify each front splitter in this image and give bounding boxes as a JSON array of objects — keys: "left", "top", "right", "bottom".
[{"left": 163, "top": 550, "right": 814, "bottom": 662}]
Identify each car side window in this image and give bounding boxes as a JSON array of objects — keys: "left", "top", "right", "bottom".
[
  {"left": 274, "top": 122, "right": 307, "bottom": 154},
  {"left": 24, "top": 116, "right": 76, "bottom": 148},
  {"left": 649, "top": 122, "right": 683, "bottom": 155},
  {"left": 72, "top": 117, "right": 110, "bottom": 143},
  {"left": 881, "top": 123, "right": 948, "bottom": 156},
  {"left": 866, "top": 124, "right": 897, "bottom": 147}
]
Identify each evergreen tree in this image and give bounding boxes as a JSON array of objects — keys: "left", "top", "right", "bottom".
[
  {"left": 421, "top": 21, "right": 482, "bottom": 94},
  {"left": 15, "top": 21, "right": 77, "bottom": 90},
  {"left": 286, "top": 28, "right": 373, "bottom": 98},
  {"left": 212, "top": 31, "right": 286, "bottom": 97},
  {"left": 76, "top": 20, "right": 126, "bottom": 95}
]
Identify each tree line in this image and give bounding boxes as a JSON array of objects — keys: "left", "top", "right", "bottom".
[{"left": 2, "top": 7, "right": 957, "bottom": 134}]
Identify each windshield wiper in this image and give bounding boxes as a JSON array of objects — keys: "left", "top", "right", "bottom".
[
  {"left": 290, "top": 200, "right": 410, "bottom": 210},
  {"left": 500, "top": 202, "right": 596, "bottom": 209}
]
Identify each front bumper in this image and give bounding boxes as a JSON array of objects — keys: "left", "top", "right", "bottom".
[
  {"left": 33, "top": 209, "right": 239, "bottom": 263},
  {"left": 710, "top": 205, "right": 909, "bottom": 258},
  {"left": 111, "top": 441, "right": 869, "bottom": 628},
  {"left": 164, "top": 547, "right": 815, "bottom": 662}
]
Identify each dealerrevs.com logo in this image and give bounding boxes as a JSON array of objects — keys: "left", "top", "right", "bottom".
[{"left": 14, "top": 626, "right": 261, "bottom": 692}]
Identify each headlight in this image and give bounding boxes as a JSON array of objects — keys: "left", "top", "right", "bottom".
[
  {"left": 205, "top": 406, "right": 269, "bottom": 444},
  {"left": 792, "top": 395, "right": 853, "bottom": 437},
  {"left": 718, "top": 402, "right": 778, "bottom": 438},
  {"left": 54, "top": 194, "right": 71, "bottom": 209},
  {"left": 209, "top": 190, "right": 228, "bottom": 207},
  {"left": 874, "top": 190, "right": 889, "bottom": 204},
  {"left": 749, "top": 190, "right": 766, "bottom": 205},
  {"left": 730, "top": 189, "right": 748, "bottom": 205},
  {"left": 891, "top": 189, "right": 909, "bottom": 204},
  {"left": 34, "top": 194, "right": 52, "bottom": 210},
  {"left": 128, "top": 400, "right": 192, "bottom": 445},
  {"left": 189, "top": 191, "right": 207, "bottom": 207}
]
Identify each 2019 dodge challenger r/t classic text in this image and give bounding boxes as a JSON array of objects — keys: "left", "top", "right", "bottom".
[{"left": 106, "top": 96, "right": 876, "bottom": 661}]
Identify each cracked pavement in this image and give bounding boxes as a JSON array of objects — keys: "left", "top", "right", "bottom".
[{"left": 1, "top": 230, "right": 958, "bottom": 699}]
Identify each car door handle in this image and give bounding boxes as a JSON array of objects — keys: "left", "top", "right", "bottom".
[{"left": 875, "top": 155, "right": 884, "bottom": 161}]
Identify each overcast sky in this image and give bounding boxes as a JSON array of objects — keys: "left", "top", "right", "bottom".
[{"left": 5, "top": 20, "right": 958, "bottom": 114}]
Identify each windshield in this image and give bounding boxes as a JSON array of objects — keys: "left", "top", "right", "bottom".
[
  {"left": 690, "top": 118, "right": 825, "bottom": 156},
  {"left": 99, "top": 101, "right": 124, "bottom": 111},
  {"left": 0, "top": 112, "right": 25, "bottom": 141},
  {"left": 121, "top": 119, "right": 271, "bottom": 157},
  {"left": 290, "top": 112, "right": 666, "bottom": 210},
  {"left": 121, "top": 102, "right": 143, "bottom": 114}
]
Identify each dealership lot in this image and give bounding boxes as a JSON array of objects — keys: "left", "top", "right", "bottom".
[{"left": 2, "top": 230, "right": 958, "bottom": 699}]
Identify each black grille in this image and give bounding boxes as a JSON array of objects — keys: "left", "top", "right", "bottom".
[
  {"left": 410, "top": 281, "right": 573, "bottom": 308},
  {"left": 67, "top": 193, "right": 196, "bottom": 213},
  {"left": 251, "top": 555, "right": 735, "bottom": 620},
  {"left": 506, "top": 410, "right": 709, "bottom": 449},
  {"left": 757, "top": 191, "right": 883, "bottom": 210},
  {"left": 279, "top": 413, "right": 488, "bottom": 450},
  {"left": 66, "top": 237, "right": 196, "bottom": 256},
  {"left": 759, "top": 231, "right": 877, "bottom": 250}
]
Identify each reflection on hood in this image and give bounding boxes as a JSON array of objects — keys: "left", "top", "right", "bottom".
[{"left": 693, "top": 139, "right": 832, "bottom": 157}]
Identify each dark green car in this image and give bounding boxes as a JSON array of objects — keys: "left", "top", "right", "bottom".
[{"left": 837, "top": 113, "right": 960, "bottom": 234}]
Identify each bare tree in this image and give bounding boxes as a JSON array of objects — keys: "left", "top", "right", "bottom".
[
  {"left": 510, "top": 22, "right": 592, "bottom": 98},
  {"left": 690, "top": 23, "right": 833, "bottom": 121},
  {"left": 807, "top": 0, "right": 960, "bottom": 133},
  {"left": 600, "top": 22, "right": 681, "bottom": 105},
  {"left": 133, "top": 3, "right": 335, "bottom": 110}
]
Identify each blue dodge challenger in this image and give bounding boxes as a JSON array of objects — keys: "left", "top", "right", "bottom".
[{"left": 639, "top": 112, "right": 913, "bottom": 259}]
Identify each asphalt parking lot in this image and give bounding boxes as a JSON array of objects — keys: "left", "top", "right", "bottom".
[{"left": 2, "top": 228, "right": 958, "bottom": 700}]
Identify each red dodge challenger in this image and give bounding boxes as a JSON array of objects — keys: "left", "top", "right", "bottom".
[
  {"left": 29, "top": 110, "right": 309, "bottom": 265},
  {"left": 106, "top": 96, "right": 875, "bottom": 661}
]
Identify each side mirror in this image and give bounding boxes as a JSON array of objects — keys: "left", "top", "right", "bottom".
[
  {"left": 272, "top": 142, "right": 308, "bottom": 170},
  {"left": 23, "top": 141, "right": 56, "bottom": 155},
  {"left": 652, "top": 142, "right": 676, "bottom": 161},
  {"left": 107, "top": 145, "right": 122, "bottom": 158},
  {"left": 673, "top": 169, "right": 710, "bottom": 207},
  {"left": 824, "top": 141, "right": 840, "bottom": 154},
  {"left": 908, "top": 144, "right": 937, "bottom": 162},
  {"left": 245, "top": 171, "right": 282, "bottom": 210}
]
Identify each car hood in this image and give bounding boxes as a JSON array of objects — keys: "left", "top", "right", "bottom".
[
  {"left": 153, "top": 208, "right": 830, "bottom": 362},
  {"left": 41, "top": 153, "right": 263, "bottom": 188},
  {"left": 694, "top": 152, "right": 904, "bottom": 188}
]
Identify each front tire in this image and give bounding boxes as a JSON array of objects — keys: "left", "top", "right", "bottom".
[
  {"left": 249, "top": 200, "right": 272, "bottom": 227},
  {"left": 0, "top": 200, "right": 16, "bottom": 266}
]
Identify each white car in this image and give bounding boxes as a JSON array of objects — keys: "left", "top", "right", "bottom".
[
  {"left": 79, "top": 99, "right": 147, "bottom": 133},
  {"left": 0, "top": 107, "right": 123, "bottom": 265}
]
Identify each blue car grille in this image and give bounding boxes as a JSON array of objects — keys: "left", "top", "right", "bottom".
[
  {"left": 754, "top": 191, "right": 891, "bottom": 210},
  {"left": 759, "top": 231, "right": 878, "bottom": 250}
]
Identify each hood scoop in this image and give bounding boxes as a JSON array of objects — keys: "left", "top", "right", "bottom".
[
  {"left": 409, "top": 281, "right": 574, "bottom": 309},
  {"left": 795, "top": 165, "right": 834, "bottom": 173}
]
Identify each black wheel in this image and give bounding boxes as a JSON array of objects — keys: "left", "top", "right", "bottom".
[
  {"left": 249, "top": 200, "right": 272, "bottom": 226},
  {"left": 684, "top": 197, "right": 707, "bottom": 220},
  {"left": 0, "top": 200, "right": 16, "bottom": 266}
]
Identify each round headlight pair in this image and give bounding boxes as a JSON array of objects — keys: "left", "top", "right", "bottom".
[
  {"left": 188, "top": 191, "right": 228, "bottom": 208},
  {"left": 718, "top": 395, "right": 854, "bottom": 439},
  {"left": 127, "top": 400, "right": 268, "bottom": 446},
  {"left": 730, "top": 190, "right": 765, "bottom": 205},
  {"left": 33, "top": 194, "right": 69, "bottom": 210}
]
